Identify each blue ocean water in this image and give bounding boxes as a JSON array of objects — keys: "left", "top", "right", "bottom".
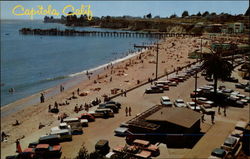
[{"left": 1, "top": 20, "right": 156, "bottom": 106}]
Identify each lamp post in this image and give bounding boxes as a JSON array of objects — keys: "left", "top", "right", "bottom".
[
  {"left": 155, "top": 42, "right": 159, "bottom": 80},
  {"left": 194, "top": 38, "right": 202, "bottom": 110}
]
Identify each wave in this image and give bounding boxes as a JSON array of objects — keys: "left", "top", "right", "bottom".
[
  {"left": 2, "top": 48, "right": 148, "bottom": 95},
  {"left": 43, "top": 75, "right": 69, "bottom": 82}
]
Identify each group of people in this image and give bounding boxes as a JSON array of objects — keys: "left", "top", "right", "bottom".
[{"left": 121, "top": 89, "right": 127, "bottom": 97}]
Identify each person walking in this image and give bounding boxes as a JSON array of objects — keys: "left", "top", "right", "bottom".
[
  {"left": 48, "top": 104, "right": 51, "bottom": 112},
  {"left": 125, "top": 107, "right": 128, "bottom": 116},
  {"left": 128, "top": 107, "right": 131, "bottom": 116},
  {"left": 54, "top": 102, "right": 58, "bottom": 109},
  {"left": 124, "top": 90, "right": 127, "bottom": 97},
  {"left": 60, "top": 85, "right": 64, "bottom": 92},
  {"left": 223, "top": 107, "right": 227, "bottom": 117},
  {"left": 77, "top": 88, "right": 80, "bottom": 95},
  {"left": 218, "top": 105, "right": 221, "bottom": 115},
  {"left": 211, "top": 114, "right": 215, "bottom": 124},
  {"left": 121, "top": 90, "right": 124, "bottom": 97},
  {"left": 40, "top": 93, "right": 45, "bottom": 103}
]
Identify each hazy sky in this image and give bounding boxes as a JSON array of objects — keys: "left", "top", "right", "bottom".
[{"left": 1, "top": 1, "right": 248, "bottom": 20}]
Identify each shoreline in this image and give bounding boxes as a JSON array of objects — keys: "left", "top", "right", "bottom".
[
  {"left": 1, "top": 47, "right": 149, "bottom": 117},
  {"left": 1, "top": 36, "right": 199, "bottom": 158}
]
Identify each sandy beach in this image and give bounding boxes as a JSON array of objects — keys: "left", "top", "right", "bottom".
[
  {"left": 2, "top": 34, "right": 249, "bottom": 159},
  {"left": 1, "top": 36, "right": 200, "bottom": 158}
]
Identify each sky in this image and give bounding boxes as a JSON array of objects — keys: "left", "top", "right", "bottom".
[{"left": 0, "top": 1, "right": 249, "bottom": 20}]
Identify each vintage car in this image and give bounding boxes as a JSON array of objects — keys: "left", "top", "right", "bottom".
[
  {"left": 78, "top": 113, "right": 95, "bottom": 122},
  {"left": 145, "top": 86, "right": 164, "bottom": 94},
  {"left": 105, "top": 100, "right": 121, "bottom": 109},
  {"left": 221, "top": 135, "right": 241, "bottom": 155},
  {"left": 186, "top": 102, "right": 201, "bottom": 112},
  {"left": 231, "top": 121, "right": 248, "bottom": 139},
  {"left": 155, "top": 83, "right": 169, "bottom": 90},
  {"left": 38, "top": 134, "right": 60, "bottom": 145},
  {"left": 160, "top": 96, "right": 173, "bottom": 106},
  {"left": 34, "top": 144, "right": 62, "bottom": 158},
  {"left": 98, "top": 103, "right": 119, "bottom": 113},
  {"left": 174, "top": 99, "right": 186, "bottom": 107},
  {"left": 114, "top": 127, "right": 129, "bottom": 136},
  {"left": 194, "top": 97, "right": 214, "bottom": 107},
  {"left": 50, "top": 129, "right": 72, "bottom": 141},
  {"left": 95, "top": 140, "right": 110, "bottom": 155},
  {"left": 208, "top": 148, "right": 229, "bottom": 159}
]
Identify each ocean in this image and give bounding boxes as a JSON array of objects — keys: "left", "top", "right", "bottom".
[{"left": 0, "top": 20, "right": 156, "bottom": 106}]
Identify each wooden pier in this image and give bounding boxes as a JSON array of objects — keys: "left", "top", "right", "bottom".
[{"left": 19, "top": 28, "right": 201, "bottom": 38}]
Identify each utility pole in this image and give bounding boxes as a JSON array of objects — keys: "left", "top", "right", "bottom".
[
  {"left": 155, "top": 42, "right": 159, "bottom": 80},
  {"left": 194, "top": 38, "right": 202, "bottom": 110}
]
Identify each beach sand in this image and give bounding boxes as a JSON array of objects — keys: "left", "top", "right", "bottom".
[{"left": 1, "top": 36, "right": 201, "bottom": 158}]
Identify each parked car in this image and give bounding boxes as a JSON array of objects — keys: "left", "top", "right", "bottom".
[
  {"left": 244, "top": 86, "right": 250, "bottom": 92},
  {"left": 91, "top": 108, "right": 114, "bottom": 118},
  {"left": 132, "top": 139, "right": 159, "bottom": 157},
  {"left": 51, "top": 122, "right": 71, "bottom": 132},
  {"left": 209, "top": 148, "right": 229, "bottom": 159},
  {"left": 160, "top": 96, "right": 173, "bottom": 106},
  {"left": 154, "top": 81, "right": 170, "bottom": 85},
  {"left": 114, "top": 127, "right": 129, "bottom": 136},
  {"left": 231, "top": 121, "right": 248, "bottom": 139},
  {"left": 186, "top": 102, "right": 201, "bottom": 112},
  {"left": 221, "top": 135, "right": 240, "bottom": 155},
  {"left": 193, "top": 97, "right": 214, "bottom": 107},
  {"left": 105, "top": 100, "right": 121, "bottom": 109},
  {"left": 95, "top": 140, "right": 110, "bottom": 155},
  {"left": 34, "top": 144, "right": 62, "bottom": 158},
  {"left": 190, "top": 89, "right": 202, "bottom": 98},
  {"left": 169, "top": 78, "right": 179, "bottom": 84},
  {"left": 98, "top": 103, "right": 119, "bottom": 113},
  {"left": 223, "top": 77, "right": 238, "bottom": 83},
  {"left": 222, "top": 89, "right": 233, "bottom": 94},
  {"left": 78, "top": 113, "right": 95, "bottom": 122},
  {"left": 174, "top": 99, "right": 186, "bottom": 107},
  {"left": 235, "top": 83, "right": 246, "bottom": 89},
  {"left": 38, "top": 134, "right": 60, "bottom": 145},
  {"left": 50, "top": 129, "right": 72, "bottom": 141},
  {"left": 63, "top": 117, "right": 86, "bottom": 128},
  {"left": 69, "top": 122, "right": 83, "bottom": 135},
  {"left": 225, "top": 97, "right": 244, "bottom": 108},
  {"left": 155, "top": 83, "right": 169, "bottom": 90},
  {"left": 145, "top": 86, "right": 164, "bottom": 94},
  {"left": 168, "top": 81, "right": 178, "bottom": 86}
]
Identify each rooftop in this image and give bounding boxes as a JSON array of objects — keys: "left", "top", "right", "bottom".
[{"left": 145, "top": 107, "right": 202, "bottom": 128}]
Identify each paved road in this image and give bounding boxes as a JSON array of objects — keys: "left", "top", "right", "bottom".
[{"left": 60, "top": 65, "right": 249, "bottom": 159}]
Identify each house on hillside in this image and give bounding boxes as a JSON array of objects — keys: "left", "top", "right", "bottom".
[{"left": 223, "top": 23, "right": 245, "bottom": 33}]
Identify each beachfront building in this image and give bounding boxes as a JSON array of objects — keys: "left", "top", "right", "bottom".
[
  {"left": 126, "top": 106, "right": 202, "bottom": 148},
  {"left": 223, "top": 23, "right": 245, "bottom": 34}
]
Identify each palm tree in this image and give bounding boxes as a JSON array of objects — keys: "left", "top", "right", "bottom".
[{"left": 201, "top": 53, "right": 233, "bottom": 96}]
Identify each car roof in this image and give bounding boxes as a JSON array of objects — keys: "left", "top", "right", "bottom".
[
  {"left": 161, "top": 96, "right": 170, "bottom": 100},
  {"left": 59, "top": 123, "right": 68, "bottom": 127},
  {"left": 176, "top": 99, "right": 184, "bottom": 102},
  {"left": 36, "top": 144, "right": 49, "bottom": 149},
  {"left": 51, "top": 129, "right": 70, "bottom": 134}
]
